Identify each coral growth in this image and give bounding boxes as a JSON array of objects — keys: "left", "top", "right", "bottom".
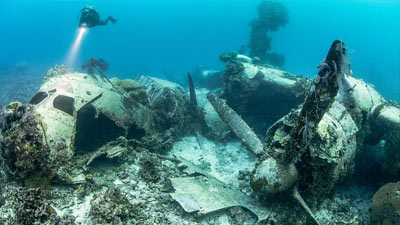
[
  {"left": 0, "top": 102, "right": 75, "bottom": 184},
  {"left": 90, "top": 188, "right": 143, "bottom": 224},
  {"left": 0, "top": 104, "right": 54, "bottom": 180},
  {"left": 24, "top": 171, "right": 52, "bottom": 190},
  {"left": 81, "top": 57, "right": 109, "bottom": 75},
  {"left": 139, "top": 154, "right": 161, "bottom": 183},
  {"left": 248, "top": 0, "right": 289, "bottom": 68},
  {"left": 134, "top": 131, "right": 174, "bottom": 155},
  {"left": 0, "top": 101, "right": 27, "bottom": 131},
  {"left": 136, "top": 75, "right": 206, "bottom": 139},
  {"left": 371, "top": 182, "right": 400, "bottom": 225},
  {"left": 11, "top": 187, "right": 68, "bottom": 225},
  {"left": 43, "top": 65, "right": 73, "bottom": 83}
]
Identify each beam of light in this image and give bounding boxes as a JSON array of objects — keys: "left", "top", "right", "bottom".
[{"left": 65, "top": 27, "right": 87, "bottom": 68}]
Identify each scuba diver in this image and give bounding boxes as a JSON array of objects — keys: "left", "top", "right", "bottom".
[{"left": 79, "top": 6, "right": 117, "bottom": 28}]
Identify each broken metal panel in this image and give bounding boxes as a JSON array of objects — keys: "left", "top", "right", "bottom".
[
  {"left": 105, "top": 145, "right": 126, "bottom": 158},
  {"left": 136, "top": 75, "right": 187, "bottom": 108},
  {"left": 171, "top": 157, "right": 270, "bottom": 221},
  {"left": 136, "top": 75, "right": 190, "bottom": 133},
  {"left": 170, "top": 176, "right": 271, "bottom": 222},
  {"left": 171, "top": 192, "right": 201, "bottom": 212},
  {"left": 84, "top": 138, "right": 130, "bottom": 168},
  {"left": 68, "top": 168, "right": 86, "bottom": 184}
]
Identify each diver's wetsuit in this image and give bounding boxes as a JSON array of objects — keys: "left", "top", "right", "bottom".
[{"left": 79, "top": 6, "right": 117, "bottom": 28}]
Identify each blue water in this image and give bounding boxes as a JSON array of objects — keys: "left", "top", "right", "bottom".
[{"left": 0, "top": 0, "right": 399, "bottom": 100}]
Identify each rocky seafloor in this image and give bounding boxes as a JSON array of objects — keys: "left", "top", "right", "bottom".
[{"left": 0, "top": 134, "right": 373, "bottom": 225}]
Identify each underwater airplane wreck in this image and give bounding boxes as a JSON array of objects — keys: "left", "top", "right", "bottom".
[{"left": 0, "top": 40, "right": 399, "bottom": 224}]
